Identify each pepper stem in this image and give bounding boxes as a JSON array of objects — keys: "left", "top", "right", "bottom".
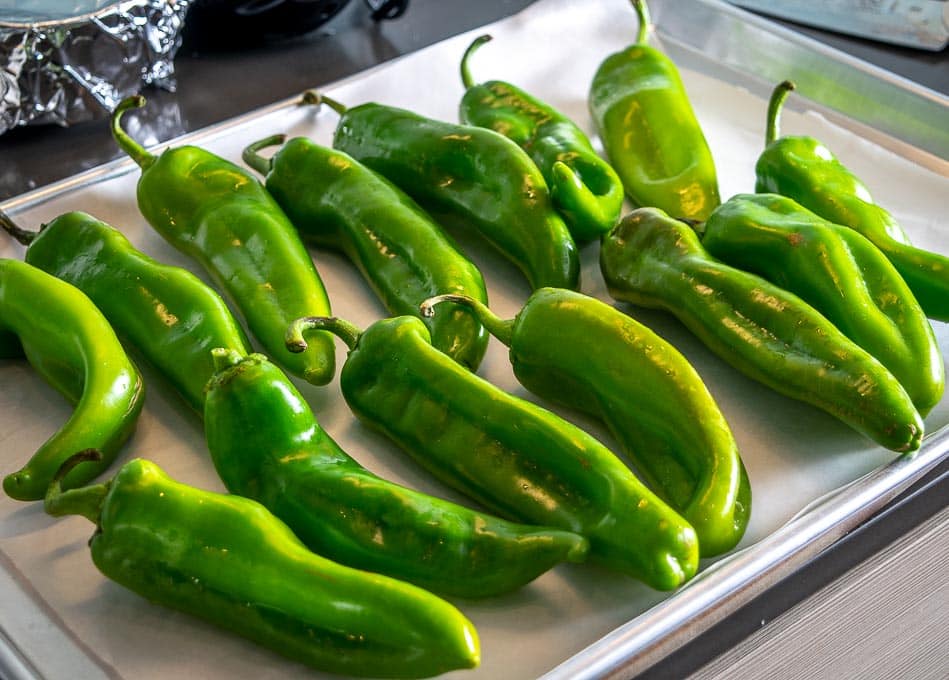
[
  {"left": 301, "top": 90, "right": 348, "bottom": 116},
  {"left": 287, "top": 316, "right": 362, "bottom": 353},
  {"left": 420, "top": 294, "right": 514, "bottom": 347},
  {"left": 211, "top": 348, "right": 246, "bottom": 373},
  {"left": 44, "top": 449, "right": 110, "bottom": 523},
  {"left": 632, "top": 0, "right": 651, "bottom": 45},
  {"left": 242, "top": 134, "right": 286, "bottom": 176},
  {"left": 460, "top": 34, "right": 492, "bottom": 90},
  {"left": 0, "top": 208, "right": 37, "bottom": 246},
  {"left": 766, "top": 80, "right": 796, "bottom": 147},
  {"left": 111, "top": 95, "right": 156, "bottom": 170}
]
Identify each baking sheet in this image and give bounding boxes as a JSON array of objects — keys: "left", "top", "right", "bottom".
[{"left": 1, "top": 0, "right": 947, "bottom": 678}]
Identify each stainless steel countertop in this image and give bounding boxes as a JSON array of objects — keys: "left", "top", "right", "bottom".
[{"left": 1, "top": 1, "right": 947, "bottom": 677}]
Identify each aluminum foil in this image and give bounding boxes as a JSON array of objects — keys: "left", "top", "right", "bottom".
[{"left": 0, "top": 0, "right": 191, "bottom": 135}]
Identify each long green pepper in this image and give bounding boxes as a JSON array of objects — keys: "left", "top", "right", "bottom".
[
  {"left": 316, "top": 92, "right": 581, "bottom": 292},
  {"left": 204, "top": 350, "right": 588, "bottom": 597},
  {"left": 701, "top": 194, "right": 944, "bottom": 415},
  {"left": 0, "top": 259, "right": 144, "bottom": 500},
  {"left": 45, "top": 451, "right": 481, "bottom": 678},
  {"left": 600, "top": 208, "right": 924, "bottom": 453},
  {"left": 459, "top": 35, "right": 624, "bottom": 242},
  {"left": 422, "top": 288, "right": 750, "bottom": 558},
  {"left": 756, "top": 80, "right": 949, "bottom": 321},
  {"left": 589, "top": 0, "right": 720, "bottom": 221},
  {"left": 242, "top": 134, "right": 489, "bottom": 370},
  {"left": 1, "top": 210, "right": 250, "bottom": 413},
  {"left": 110, "top": 96, "right": 335, "bottom": 384},
  {"left": 287, "top": 314, "right": 699, "bottom": 591}
]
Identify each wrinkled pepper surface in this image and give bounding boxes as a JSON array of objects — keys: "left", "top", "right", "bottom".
[
  {"left": 0, "top": 259, "right": 144, "bottom": 500},
  {"left": 459, "top": 35, "right": 624, "bottom": 242},
  {"left": 110, "top": 95, "right": 335, "bottom": 384},
  {"left": 204, "top": 349, "right": 588, "bottom": 598},
  {"left": 45, "top": 451, "right": 481, "bottom": 678},
  {"left": 422, "top": 288, "right": 750, "bottom": 557},
  {"left": 287, "top": 314, "right": 699, "bottom": 591},
  {"left": 756, "top": 80, "right": 949, "bottom": 321},
  {"left": 702, "top": 194, "right": 944, "bottom": 415},
  {"left": 243, "top": 134, "right": 489, "bottom": 370},
  {"left": 314, "top": 92, "right": 580, "bottom": 292},
  {"left": 600, "top": 208, "right": 924, "bottom": 453},
  {"left": 2, "top": 210, "right": 250, "bottom": 413},
  {"left": 589, "top": 0, "right": 720, "bottom": 221}
]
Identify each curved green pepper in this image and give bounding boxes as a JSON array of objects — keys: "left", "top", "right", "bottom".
[
  {"left": 1, "top": 210, "right": 250, "bottom": 413},
  {"left": 45, "top": 451, "right": 480, "bottom": 678},
  {"left": 600, "top": 208, "right": 924, "bottom": 453},
  {"left": 702, "top": 193, "right": 944, "bottom": 415},
  {"left": 287, "top": 315, "right": 699, "bottom": 591},
  {"left": 204, "top": 349, "right": 588, "bottom": 597},
  {"left": 0, "top": 259, "right": 144, "bottom": 500},
  {"left": 589, "top": 0, "right": 720, "bottom": 221},
  {"left": 110, "top": 96, "right": 335, "bottom": 384},
  {"left": 421, "top": 288, "right": 750, "bottom": 557},
  {"left": 242, "top": 134, "right": 489, "bottom": 370},
  {"left": 458, "top": 35, "right": 625, "bottom": 242},
  {"left": 756, "top": 80, "right": 949, "bottom": 321},
  {"left": 315, "top": 92, "right": 580, "bottom": 292}
]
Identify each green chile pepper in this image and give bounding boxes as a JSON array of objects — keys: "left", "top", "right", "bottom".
[
  {"left": 1, "top": 210, "right": 250, "bottom": 413},
  {"left": 458, "top": 35, "right": 625, "bottom": 242},
  {"left": 110, "top": 96, "right": 335, "bottom": 384},
  {"left": 45, "top": 451, "right": 480, "bottom": 678},
  {"left": 600, "top": 208, "right": 924, "bottom": 453},
  {"left": 589, "top": 0, "right": 720, "bottom": 221},
  {"left": 315, "top": 92, "right": 580, "bottom": 292},
  {"left": 701, "top": 194, "right": 944, "bottom": 415},
  {"left": 421, "top": 288, "right": 750, "bottom": 557},
  {"left": 204, "top": 349, "right": 588, "bottom": 597},
  {"left": 756, "top": 81, "right": 949, "bottom": 321},
  {"left": 0, "top": 259, "right": 144, "bottom": 500},
  {"left": 287, "top": 315, "right": 699, "bottom": 591},
  {"left": 242, "top": 134, "right": 489, "bottom": 370}
]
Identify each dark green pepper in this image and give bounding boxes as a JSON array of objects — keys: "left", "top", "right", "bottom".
[
  {"left": 589, "top": 0, "right": 720, "bottom": 221},
  {"left": 421, "top": 288, "right": 750, "bottom": 557},
  {"left": 701, "top": 193, "right": 944, "bottom": 415},
  {"left": 600, "top": 208, "right": 924, "bottom": 453},
  {"left": 242, "top": 134, "right": 489, "bottom": 370},
  {"left": 110, "top": 95, "right": 335, "bottom": 384},
  {"left": 1, "top": 210, "right": 250, "bottom": 413},
  {"left": 204, "top": 349, "right": 588, "bottom": 597},
  {"left": 287, "top": 314, "right": 699, "bottom": 591},
  {"left": 315, "top": 92, "right": 580, "bottom": 292},
  {"left": 458, "top": 35, "right": 624, "bottom": 242},
  {"left": 0, "top": 259, "right": 145, "bottom": 500},
  {"left": 756, "top": 80, "right": 949, "bottom": 321},
  {"left": 45, "top": 451, "right": 480, "bottom": 678}
]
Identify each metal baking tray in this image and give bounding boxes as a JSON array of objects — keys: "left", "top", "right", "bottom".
[{"left": 1, "top": 1, "right": 947, "bottom": 678}]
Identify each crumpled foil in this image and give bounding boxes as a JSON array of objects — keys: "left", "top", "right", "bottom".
[{"left": 0, "top": 0, "right": 191, "bottom": 135}]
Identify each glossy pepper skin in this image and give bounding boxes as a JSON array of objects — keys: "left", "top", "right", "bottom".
[
  {"left": 422, "top": 288, "right": 750, "bottom": 557},
  {"left": 458, "top": 35, "right": 624, "bottom": 242},
  {"left": 317, "top": 93, "right": 580, "bottom": 292},
  {"left": 702, "top": 194, "right": 944, "bottom": 415},
  {"left": 756, "top": 81, "right": 949, "bottom": 321},
  {"left": 204, "top": 349, "right": 588, "bottom": 597},
  {"left": 110, "top": 96, "right": 335, "bottom": 384},
  {"left": 589, "top": 0, "right": 720, "bottom": 221},
  {"left": 45, "top": 452, "right": 480, "bottom": 678},
  {"left": 243, "top": 135, "right": 489, "bottom": 370},
  {"left": 288, "top": 315, "right": 700, "bottom": 591},
  {"left": 0, "top": 259, "right": 144, "bottom": 500},
  {"left": 600, "top": 208, "right": 924, "bottom": 453},
  {"left": 2, "top": 210, "right": 250, "bottom": 413}
]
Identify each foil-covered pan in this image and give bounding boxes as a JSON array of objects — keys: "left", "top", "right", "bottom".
[{"left": 0, "top": 0, "right": 191, "bottom": 135}]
